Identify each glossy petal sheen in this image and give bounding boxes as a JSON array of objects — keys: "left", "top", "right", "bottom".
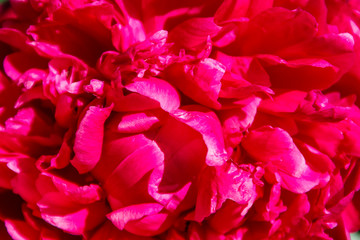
[
  {"left": 72, "top": 104, "right": 112, "bottom": 173},
  {"left": 166, "top": 58, "right": 225, "bottom": 109},
  {"left": 125, "top": 77, "right": 180, "bottom": 112},
  {"left": 242, "top": 126, "right": 307, "bottom": 177},
  {"left": 172, "top": 106, "right": 227, "bottom": 166},
  {"left": 107, "top": 203, "right": 163, "bottom": 230}
]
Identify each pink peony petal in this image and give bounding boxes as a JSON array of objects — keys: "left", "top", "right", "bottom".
[
  {"left": 218, "top": 96, "right": 261, "bottom": 151},
  {"left": 111, "top": 20, "right": 146, "bottom": 52},
  {"left": 214, "top": 53, "right": 271, "bottom": 87},
  {"left": 0, "top": 163, "right": 15, "bottom": 190},
  {"left": 3, "top": 52, "right": 47, "bottom": 82},
  {"left": 37, "top": 192, "right": 108, "bottom": 235},
  {"left": 51, "top": 176, "right": 104, "bottom": 204},
  {"left": 258, "top": 55, "right": 339, "bottom": 91},
  {"left": 14, "top": 86, "right": 47, "bottom": 109},
  {"left": 124, "top": 77, "right": 180, "bottom": 113},
  {"left": 121, "top": 212, "right": 171, "bottom": 236},
  {"left": 194, "top": 162, "right": 259, "bottom": 221},
  {"left": 260, "top": 90, "right": 308, "bottom": 113},
  {"left": 274, "top": 166, "right": 330, "bottom": 194},
  {"left": 240, "top": 7, "right": 318, "bottom": 55},
  {"left": 89, "top": 221, "right": 154, "bottom": 240},
  {"left": 107, "top": 110, "right": 165, "bottom": 134},
  {"left": 172, "top": 105, "right": 227, "bottom": 166},
  {"left": 27, "top": 4, "right": 113, "bottom": 65},
  {"left": 44, "top": 56, "right": 91, "bottom": 102},
  {"left": 242, "top": 126, "right": 307, "bottom": 178},
  {"left": 5, "top": 219, "right": 40, "bottom": 240},
  {"left": 0, "top": 28, "right": 33, "bottom": 52},
  {"left": 242, "top": 126, "right": 330, "bottom": 193},
  {"left": 11, "top": 172, "right": 41, "bottom": 205},
  {"left": 5, "top": 106, "right": 54, "bottom": 137},
  {"left": 165, "top": 58, "right": 225, "bottom": 109},
  {"left": 214, "top": 0, "right": 273, "bottom": 25},
  {"left": 168, "top": 17, "right": 221, "bottom": 53},
  {"left": 147, "top": 116, "right": 207, "bottom": 210},
  {"left": 54, "top": 94, "right": 77, "bottom": 128},
  {"left": 107, "top": 203, "right": 163, "bottom": 230},
  {"left": 139, "top": 0, "right": 223, "bottom": 33},
  {"left": 72, "top": 102, "right": 113, "bottom": 174},
  {"left": 92, "top": 133, "right": 153, "bottom": 183},
  {"left": 104, "top": 140, "right": 164, "bottom": 199}
]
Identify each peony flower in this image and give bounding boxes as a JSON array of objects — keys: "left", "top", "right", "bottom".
[{"left": 0, "top": 0, "right": 360, "bottom": 239}]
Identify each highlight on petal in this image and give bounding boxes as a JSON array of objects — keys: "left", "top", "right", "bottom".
[
  {"left": 172, "top": 105, "right": 227, "bottom": 166},
  {"left": 106, "top": 109, "right": 165, "bottom": 134},
  {"left": 5, "top": 219, "right": 40, "bottom": 240},
  {"left": 92, "top": 133, "right": 154, "bottom": 183},
  {"left": 103, "top": 140, "right": 164, "bottom": 203},
  {"left": 3, "top": 52, "right": 48, "bottom": 82},
  {"left": 242, "top": 126, "right": 330, "bottom": 193},
  {"left": 37, "top": 193, "right": 108, "bottom": 235},
  {"left": 124, "top": 77, "right": 180, "bottom": 112},
  {"left": 107, "top": 203, "right": 163, "bottom": 230},
  {"left": 218, "top": 96, "right": 261, "bottom": 151},
  {"left": 194, "top": 162, "right": 260, "bottom": 222},
  {"left": 242, "top": 126, "right": 307, "bottom": 177},
  {"left": 72, "top": 102, "right": 113, "bottom": 174},
  {"left": 165, "top": 58, "right": 225, "bottom": 109},
  {"left": 51, "top": 175, "right": 104, "bottom": 204}
]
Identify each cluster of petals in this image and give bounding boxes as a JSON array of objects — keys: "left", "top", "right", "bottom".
[{"left": 0, "top": 0, "right": 360, "bottom": 239}]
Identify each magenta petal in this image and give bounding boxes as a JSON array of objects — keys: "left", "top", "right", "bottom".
[
  {"left": 37, "top": 192, "right": 108, "bottom": 235},
  {"left": 276, "top": 166, "right": 330, "bottom": 194},
  {"left": 219, "top": 96, "right": 261, "bottom": 151},
  {"left": 104, "top": 140, "right": 164, "bottom": 196},
  {"left": 242, "top": 126, "right": 307, "bottom": 177},
  {"left": 0, "top": 28, "right": 33, "bottom": 52},
  {"left": 260, "top": 90, "right": 308, "bottom": 113},
  {"left": 168, "top": 17, "right": 221, "bottom": 52},
  {"left": 107, "top": 110, "right": 165, "bottom": 134},
  {"left": 258, "top": 55, "right": 339, "bottom": 91},
  {"left": 107, "top": 203, "right": 163, "bottom": 230},
  {"left": 3, "top": 52, "right": 47, "bottom": 82},
  {"left": 243, "top": 126, "right": 330, "bottom": 193},
  {"left": 214, "top": 0, "right": 251, "bottom": 24},
  {"left": 125, "top": 77, "right": 180, "bottom": 113},
  {"left": 111, "top": 21, "right": 146, "bottom": 52},
  {"left": 5, "top": 219, "right": 40, "bottom": 240},
  {"left": 166, "top": 58, "right": 225, "bottom": 109},
  {"left": 72, "top": 103, "right": 113, "bottom": 174},
  {"left": 51, "top": 176, "right": 104, "bottom": 204},
  {"left": 194, "top": 162, "right": 259, "bottom": 221},
  {"left": 172, "top": 106, "right": 227, "bottom": 166},
  {"left": 92, "top": 134, "right": 153, "bottom": 183},
  {"left": 240, "top": 8, "right": 318, "bottom": 55},
  {"left": 214, "top": 0, "right": 273, "bottom": 24}
]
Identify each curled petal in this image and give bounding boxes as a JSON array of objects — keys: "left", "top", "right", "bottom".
[
  {"left": 124, "top": 77, "right": 180, "bottom": 112},
  {"left": 38, "top": 193, "right": 108, "bottom": 235},
  {"left": 72, "top": 102, "right": 113, "bottom": 174},
  {"left": 168, "top": 17, "right": 221, "bottom": 53},
  {"left": 107, "top": 203, "right": 163, "bottom": 230},
  {"left": 5, "top": 219, "right": 40, "bottom": 240},
  {"left": 194, "top": 162, "right": 260, "bottom": 221},
  {"left": 243, "top": 126, "right": 330, "bottom": 193},
  {"left": 166, "top": 58, "right": 225, "bottom": 109},
  {"left": 172, "top": 105, "right": 227, "bottom": 166}
]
